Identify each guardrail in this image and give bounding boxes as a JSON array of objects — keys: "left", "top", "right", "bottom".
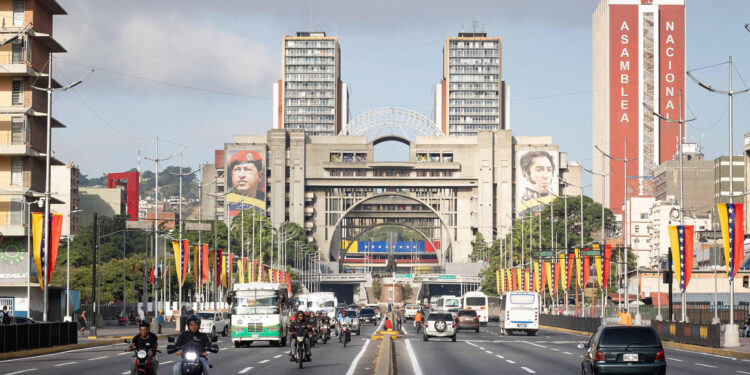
[
  {"left": 0, "top": 322, "right": 78, "bottom": 353},
  {"left": 651, "top": 321, "right": 721, "bottom": 348},
  {"left": 539, "top": 314, "right": 601, "bottom": 334}
]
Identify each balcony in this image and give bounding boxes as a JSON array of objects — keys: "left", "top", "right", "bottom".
[
  {"left": 304, "top": 221, "right": 314, "bottom": 230},
  {"left": 304, "top": 206, "right": 314, "bottom": 216},
  {"left": 0, "top": 198, "right": 26, "bottom": 236}
]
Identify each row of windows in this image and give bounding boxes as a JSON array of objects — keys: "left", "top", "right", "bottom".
[
  {"left": 285, "top": 40, "right": 335, "bottom": 48},
  {"left": 449, "top": 49, "right": 499, "bottom": 58},
  {"left": 448, "top": 91, "right": 499, "bottom": 99},
  {"left": 283, "top": 115, "right": 335, "bottom": 122},
  {"left": 285, "top": 98, "right": 335, "bottom": 106},
  {"left": 449, "top": 41, "right": 499, "bottom": 49},
  {"left": 285, "top": 123, "right": 335, "bottom": 132},
  {"left": 448, "top": 74, "right": 500, "bottom": 82},
  {"left": 449, "top": 99, "right": 499, "bottom": 107},
  {"left": 448, "top": 116, "right": 500, "bottom": 124},
  {"left": 449, "top": 58, "right": 500, "bottom": 66},
  {"left": 284, "top": 57, "right": 335, "bottom": 65},
  {"left": 449, "top": 107, "right": 499, "bottom": 115},
  {"left": 327, "top": 169, "right": 455, "bottom": 178},
  {"left": 285, "top": 65, "right": 336, "bottom": 73},
  {"left": 284, "top": 73, "right": 336, "bottom": 81},
  {"left": 284, "top": 90, "right": 334, "bottom": 99},
  {"left": 284, "top": 48, "right": 336, "bottom": 57},
  {"left": 285, "top": 82, "right": 336, "bottom": 90},
  {"left": 330, "top": 169, "right": 367, "bottom": 177},
  {"left": 448, "top": 82, "right": 499, "bottom": 91},
  {"left": 416, "top": 152, "right": 453, "bottom": 163},
  {"left": 448, "top": 124, "right": 500, "bottom": 132},
  {"left": 284, "top": 107, "right": 335, "bottom": 115},
  {"left": 330, "top": 152, "right": 368, "bottom": 163},
  {"left": 449, "top": 66, "right": 500, "bottom": 74}
]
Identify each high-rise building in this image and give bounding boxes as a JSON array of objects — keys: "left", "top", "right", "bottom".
[
  {"left": 273, "top": 31, "right": 348, "bottom": 136},
  {"left": 592, "top": 0, "right": 685, "bottom": 214},
  {"left": 436, "top": 32, "right": 507, "bottom": 136}
]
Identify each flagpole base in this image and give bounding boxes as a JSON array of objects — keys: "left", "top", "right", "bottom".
[
  {"left": 711, "top": 316, "right": 721, "bottom": 325},
  {"left": 634, "top": 312, "right": 642, "bottom": 326},
  {"left": 654, "top": 314, "right": 663, "bottom": 322},
  {"left": 725, "top": 325, "right": 741, "bottom": 347}
]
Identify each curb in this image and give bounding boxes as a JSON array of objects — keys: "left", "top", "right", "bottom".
[
  {"left": 540, "top": 324, "right": 750, "bottom": 360},
  {"left": 0, "top": 333, "right": 179, "bottom": 361},
  {"left": 374, "top": 334, "right": 393, "bottom": 375}
]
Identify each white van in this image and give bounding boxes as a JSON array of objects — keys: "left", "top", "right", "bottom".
[
  {"left": 298, "top": 292, "right": 337, "bottom": 316},
  {"left": 434, "top": 295, "right": 461, "bottom": 313},
  {"left": 499, "top": 292, "right": 539, "bottom": 336}
]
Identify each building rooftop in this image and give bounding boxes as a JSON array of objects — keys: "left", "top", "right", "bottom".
[
  {"left": 457, "top": 32, "right": 487, "bottom": 37},
  {"left": 295, "top": 31, "right": 327, "bottom": 37}
]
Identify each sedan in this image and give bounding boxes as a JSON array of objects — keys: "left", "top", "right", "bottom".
[
  {"left": 578, "top": 325, "right": 666, "bottom": 375},
  {"left": 455, "top": 310, "right": 479, "bottom": 333}
]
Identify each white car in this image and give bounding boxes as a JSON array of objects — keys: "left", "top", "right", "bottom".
[
  {"left": 423, "top": 312, "right": 457, "bottom": 342},
  {"left": 193, "top": 311, "right": 229, "bottom": 337},
  {"left": 404, "top": 304, "right": 420, "bottom": 320}
]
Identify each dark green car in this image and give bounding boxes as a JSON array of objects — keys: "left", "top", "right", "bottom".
[{"left": 578, "top": 326, "right": 666, "bottom": 375}]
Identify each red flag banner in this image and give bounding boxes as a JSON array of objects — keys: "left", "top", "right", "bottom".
[
  {"left": 602, "top": 244, "right": 612, "bottom": 290},
  {"left": 582, "top": 256, "right": 590, "bottom": 289},
  {"left": 553, "top": 263, "right": 560, "bottom": 297},
  {"left": 181, "top": 240, "right": 189, "bottom": 287},
  {"left": 216, "top": 250, "right": 223, "bottom": 286},
  {"left": 47, "top": 214, "right": 63, "bottom": 284},
  {"left": 201, "top": 245, "right": 209, "bottom": 285},
  {"left": 227, "top": 253, "right": 234, "bottom": 286},
  {"left": 511, "top": 268, "right": 517, "bottom": 291},
  {"left": 566, "top": 253, "right": 574, "bottom": 290},
  {"left": 150, "top": 267, "right": 155, "bottom": 284},
  {"left": 717, "top": 203, "right": 744, "bottom": 279},
  {"left": 541, "top": 263, "right": 548, "bottom": 295}
]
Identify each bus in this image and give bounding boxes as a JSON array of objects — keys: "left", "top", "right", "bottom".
[
  {"left": 462, "top": 291, "right": 489, "bottom": 325},
  {"left": 228, "top": 282, "right": 289, "bottom": 347},
  {"left": 499, "top": 291, "right": 539, "bottom": 336},
  {"left": 297, "top": 292, "right": 337, "bottom": 316},
  {"left": 433, "top": 295, "right": 461, "bottom": 312}
]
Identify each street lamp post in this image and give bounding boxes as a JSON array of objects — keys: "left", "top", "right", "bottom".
[{"left": 582, "top": 163, "right": 613, "bottom": 322}]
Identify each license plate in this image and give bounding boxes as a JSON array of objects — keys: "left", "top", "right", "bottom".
[
  {"left": 517, "top": 324, "right": 527, "bottom": 328},
  {"left": 623, "top": 353, "right": 638, "bottom": 362}
]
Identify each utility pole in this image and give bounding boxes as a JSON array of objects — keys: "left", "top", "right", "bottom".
[
  {"left": 91, "top": 212, "right": 98, "bottom": 336},
  {"left": 646, "top": 90, "right": 696, "bottom": 323},
  {"left": 687, "top": 56, "right": 749, "bottom": 347}
]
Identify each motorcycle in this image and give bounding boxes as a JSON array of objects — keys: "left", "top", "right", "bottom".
[
  {"left": 340, "top": 323, "right": 351, "bottom": 347},
  {"left": 167, "top": 337, "right": 219, "bottom": 375},
  {"left": 414, "top": 321, "right": 422, "bottom": 334},
  {"left": 321, "top": 323, "right": 330, "bottom": 344},
  {"left": 130, "top": 348, "right": 160, "bottom": 375}
]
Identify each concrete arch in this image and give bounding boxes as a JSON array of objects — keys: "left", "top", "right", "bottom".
[
  {"left": 330, "top": 192, "right": 454, "bottom": 261},
  {"left": 340, "top": 107, "right": 444, "bottom": 142}
]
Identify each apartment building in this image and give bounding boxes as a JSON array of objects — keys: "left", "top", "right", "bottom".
[{"left": 273, "top": 31, "right": 349, "bottom": 136}]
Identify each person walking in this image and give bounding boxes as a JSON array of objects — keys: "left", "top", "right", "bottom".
[
  {"left": 617, "top": 309, "right": 632, "bottom": 326},
  {"left": 79, "top": 310, "right": 87, "bottom": 336},
  {"left": 157, "top": 310, "right": 164, "bottom": 334},
  {"left": 1, "top": 305, "right": 12, "bottom": 325},
  {"left": 138, "top": 306, "right": 146, "bottom": 325}
]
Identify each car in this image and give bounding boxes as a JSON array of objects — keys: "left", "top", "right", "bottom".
[
  {"left": 365, "top": 304, "right": 382, "bottom": 320},
  {"left": 578, "top": 325, "right": 666, "bottom": 375},
  {"left": 423, "top": 312, "right": 457, "bottom": 342},
  {"left": 404, "top": 304, "right": 420, "bottom": 320},
  {"left": 194, "top": 311, "right": 229, "bottom": 338},
  {"left": 359, "top": 308, "right": 378, "bottom": 325},
  {"left": 456, "top": 310, "right": 480, "bottom": 333},
  {"left": 344, "top": 309, "right": 361, "bottom": 335}
]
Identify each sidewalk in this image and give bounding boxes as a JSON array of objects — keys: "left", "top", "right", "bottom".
[{"left": 80, "top": 321, "right": 178, "bottom": 341}]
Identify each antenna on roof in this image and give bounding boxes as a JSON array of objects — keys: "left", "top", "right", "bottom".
[
  {"left": 309, "top": 0, "right": 313, "bottom": 31},
  {"left": 472, "top": 17, "right": 479, "bottom": 33}
]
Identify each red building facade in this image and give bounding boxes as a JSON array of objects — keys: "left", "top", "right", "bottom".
[{"left": 107, "top": 171, "right": 140, "bottom": 220}]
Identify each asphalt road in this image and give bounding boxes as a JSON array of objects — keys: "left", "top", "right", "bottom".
[
  {"left": 0, "top": 321, "right": 382, "bottom": 375},
  {"left": 396, "top": 321, "right": 750, "bottom": 375}
]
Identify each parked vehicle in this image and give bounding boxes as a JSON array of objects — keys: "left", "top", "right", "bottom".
[
  {"left": 194, "top": 311, "right": 229, "bottom": 338},
  {"left": 359, "top": 308, "right": 378, "bottom": 325},
  {"left": 578, "top": 326, "right": 666, "bottom": 375},
  {"left": 227, "top": 282, "right": 290, "bottom": 347},
  {"left": 423, "top": 312, "right": 457, "bottom": 342},
  {"left": 499, "top": 292, "right": 539, "bottom": 336},
  {"left": 456, "top": 309, "right": 480, "bottom": 332}
]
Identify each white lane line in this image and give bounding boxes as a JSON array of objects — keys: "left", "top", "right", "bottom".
[
  {"left": 88, "top": 356, "right": 108, "bottom": 361},
  {"left": 258, "top": 359, "right": 269, "bottom": 364},
  {"left": 404, "top": 339, "right": 424, "bottom": 375},
  {"left": 737, "top": 371, "right": 750, "bottom": 374},
  {"left": 485, "top": 350, "right": 492, "bottom": 354},
  {"left": 345, "top": 338, "right": 371, "bottom": 375},
  {"left": 670, "top": 358, "right": 683, "bottom": 362},
  {"left": 506, "top": 359, "right": 516, "bottom": 364},
  {"left": 162, "top": 360, "right": 174, "bottom": 364},
  {"left": 5, "top": 370, "right": 37, "bottom": 375},
  {"left": 0, "top": 343, "right": 124, "bottom": 362},
  {"left": 696, "top": 363, "right": 717, "bottom": 368},
  {"left": 672, "top": 348, "right": 737, "bottom": 360},
  {"left": 273, "top": 354, "right": 283, "bottom": 358},
  {"left": 479, "top": 347, "right": 485, "bottom": 350},
  {"left": 525, "top": 342, "right": 547, "bottom": 348},
  {"left": 551, "top": 348, "right": 559, "bottom": 351},
  {"left": 495, "top": 354, "right": 505, "bottom": 359},
  {"left": 54, "top": 362, "right": 76, "bottom": 367},
  {"left": 521, "top": 367, "right": 536, "bottom": 374},
  {"left": 117, "top": 352, "right": 131, "bottom": 356},
  {"left": 239, "top": 367, "right": 253, "bottom": 374},
  {"left": 563, "top": 352, "right": 573, "bottom": 355},
  {"left": 121, "top": 371, "right": 130, "bottom": 375},
  {"left": 466, "top": 341, "right": 479, "bottom": 347}
]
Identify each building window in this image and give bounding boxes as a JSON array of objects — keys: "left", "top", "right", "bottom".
[
  {"left": 416, "top": 153, "right": 427, "bottom": 162},
  {"left": 11, "top": 40, "right": 23, "bottom": 64},
  {"left": 443, "top": 153, "right": 454, "bottom": 162},
  {"left": 329, "top": 152, "right": 341, "bottom": 162},
  {"left": 13, "top": 0, "right": 24, "bottom": 26},
  {"left": 12, "top": 78, "right": 23, "bottom": 106},
  {"left": 11, "top": 157, "right": 23, "bottom": 186},
  {"left": 356, "top": 153, "right": 367, "bottom": 162},
  {"left": 11, "top": 117, "right": 24, "bottom": 144},
  {"left": 343, "top": 153, "right": 354, "bottom": 162}
]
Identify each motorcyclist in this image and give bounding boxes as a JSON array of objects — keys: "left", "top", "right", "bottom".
[
  {"left": 289, "top": 311, "right": 312, "bottom": 361},
  {"left": 172, "top": 315, "right": 212, "bottom": 375},
  {"left": 413, "top": 310, "right": 423, "bottom": 330},
  {"left": 337, "top": 310, "right": 353, "bottom": 342},
  {"left": 126, "top": 321, "right": 159, "bottom": 374},
  {"left": 319, "top": 311, "right": 331, "bottom": 339}
]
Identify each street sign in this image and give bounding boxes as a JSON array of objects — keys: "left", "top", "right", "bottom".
[
  {"left": 185, "top": 222, "right": 211, "bottom": 231},
  {"left": 582, "top": 250, "right": 600, "bottom": 256},
  {"left": 533, "top": 251, "right": 553, "bottom": 258},
  {"left": 126, "top": 221, "right": 153, "bottom": 230},
  {"left": 394, "top": 274, "right": 412, "bottom": 279},
  {"left": 438, "top": 275, "right": 456, "bottom": 280}
]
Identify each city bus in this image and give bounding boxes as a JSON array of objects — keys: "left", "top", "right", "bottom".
[
  {"left": 228, "top": 282, "right": 289, "bottom": 347},
  {"left": 462, "top": 291, "right": 489, "bottom": 325},
  {"left": 499, "top": 291, "right": 540, "bottom": 336}
]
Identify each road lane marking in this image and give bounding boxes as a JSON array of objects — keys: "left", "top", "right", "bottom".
[
  {"left": 479, "top": 347, "right": 485, "bottom": 350},
  {"left": 118, "top": 352, "right": 131, "bottom": 355},
  {"left": 485, "top": 350, "right": 492, "bottom": 354},
  {"left": 737, "top": 371, "right": 750, "bottom": 374},
  {"left": 54, "top": 362, "right": 76, "bottom": 367},
  {"left": 495, "top": 354, "right": 505, "bottom": 359},
  {"left": 506, "top": 360, "right": 516, "bottom": 364},
  {"left": 344, "top": 338, "right": 371, "bottom": 375},
  {"left": 162, "top": 360, "right": 174, "bottom": 364},
  {"left": 563, "top": 352, "right": 572, "bottom": 355},
  {"left": 404, "top": 339, "right": 424, "bottom": 375},
  {"left": 273, "top": 354, "right": 283, "bottom": 358},
  {"left": 466, "top": 341, "right": 478, "bottom": 347},
  {"left": 525, "top": 342, "right": 547, "bottom": 348},
  {"left": 239, "top": 367, "right": 253, "bottom": 373},
  {"left": 0, "top": 343, "right": 123, "bottom": 363},
  {"left": 696, "top": 363, "right": 717, "bottom": 368},
  {"left": 670, "top": 358, "right": 683, "bottom": 362},
  {"left": 5, "top": 370, "right": 37, "bottom": 375},
  {"left": 521, "top": 367, "right": 536, "bottom": 373},
  {"left": 122, "top": 371, "right": 130, "bottom": 374},
  {"left": 88, "top": 356, "right": 108, "bottom": 361},
  {"left": 551, "top": 348, "right": 559, "bottom": 351},
  {"left": 672, "top": 348, "right": 737, "bottom": 360},
  {"left": 258, "top": 359, "right": 269, "bottom": 364}
]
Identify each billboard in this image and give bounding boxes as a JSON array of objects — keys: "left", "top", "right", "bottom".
[
  {"left": 0, "top": 237, "right": 29, "bottom": 283},
  {"left": 516, "top": 149, "right": 558, "bottom": 214},
  {"left": 225, "top": 147, "right": 266, "bottom": 220}
]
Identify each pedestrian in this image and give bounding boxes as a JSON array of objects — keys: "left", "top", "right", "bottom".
[
  {"left": 385, "top": 317, "right": 392, "bottom": 331},
  {"left": 79, "top": 310, "right": 87, "bottom": 336},
  {"left": 157, "top": 310, "right": 164, "bottom": 334},
  {"left": 1, "top": 305, "right": 12, "bottom": 325},
  {"left": 617, "top": 309, "right": 632, "bottom": 326},
  {"left": 138, "top": 306, "right": 145, "bottom": 325}
]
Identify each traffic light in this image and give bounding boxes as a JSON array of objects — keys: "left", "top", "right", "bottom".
[{"left": 743, "top": 276, "right": 749, "bottom": 288}]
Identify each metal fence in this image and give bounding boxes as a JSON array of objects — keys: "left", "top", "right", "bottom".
[
  {"left": 79, "top": 303, "right": 142, "bottom": 321},
  {"left": 0, "top": 322, "right": 78, "bottom": 353},
  {"left": 565, "top": 305, "right": 748, "bottom": 325}
]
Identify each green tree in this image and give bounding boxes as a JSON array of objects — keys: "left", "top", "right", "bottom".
[{"left": 402, "top": 283, "right": 413, "bottom": 303}]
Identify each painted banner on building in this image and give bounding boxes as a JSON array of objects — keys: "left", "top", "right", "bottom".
[
  {"left": 225, "top": 147, "right": 266, "bottom": 220},
  {"left": 516, "top": 149, "right": 559, "bottom": 214}
]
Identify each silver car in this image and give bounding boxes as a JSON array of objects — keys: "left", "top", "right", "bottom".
[{"left": 423, "top": 312, "right": 456, "bottom": 342}]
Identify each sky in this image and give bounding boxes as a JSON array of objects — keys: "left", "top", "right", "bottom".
[{"left": 52, "top": 0, "right": 750, "bottom": 195}]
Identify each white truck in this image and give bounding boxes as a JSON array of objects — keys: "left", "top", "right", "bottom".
[{"left": 297, "top": 292, "right": 337, "bottom": 316}]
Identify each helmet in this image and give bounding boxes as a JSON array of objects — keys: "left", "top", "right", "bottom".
[
  {"left": 323, "top": 311, "right": 328, "bottom": 316},
  {"left": 305, "top": 311, "right": 311, "bottom": 317},
  {"left": 186, "top": 314, "right": 201, "bottom": 326}
]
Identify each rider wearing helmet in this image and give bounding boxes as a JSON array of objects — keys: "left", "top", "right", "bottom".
[
  {"left": 289, "top": 311, "right": 311, "bottom": 361},
  {"left": 173, "top": 315, "right": 212, "bottom": 375},
  {"left": 126, "top": 321, "right": 159, "bottom": 375}
]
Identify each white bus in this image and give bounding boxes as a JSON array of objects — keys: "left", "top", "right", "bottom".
[
  {"left": 297, "top": 292, "right": 337, "bottom": 316},
  {"left": 228, "top": 282, "right": 289, "bottom": 347},
  {"left": 462, "top": 291, "right": 489, "bottom": 325},
  {"left": 433, "top": 295, "right": 461, "bottom": 312},
  {"left": 499, "top": 291, "right": 539, "bottom": 336}
]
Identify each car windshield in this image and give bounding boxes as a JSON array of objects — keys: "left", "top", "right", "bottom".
[
  {"left": 346, "top": 311, "right": 358, "bottom": 318},
  {"left": 196, "top": 313, "right": 214, "bottom": 320},
  {"left": 322, "top": 301, "right": 335, "bottom": 307},
  {"left": 360, "top": 309, "right": 375, "bottom": 315},
  {"left": 509, "top": 294, "right": 535, "bottom": 304},
  {"left": 599, "top": 327, "right": 659, "bottom": 346},
  {"left": 458, "top": 310, "right": 477, "bottom": 317},
  {"left": 428, "top": 313, "right": 453, "bottom": 321},
  {"left": 406, "top": 304, "right": 419, "bottom": 309},
  {"left": 233, "top": 290, "right": 279, "bottom": 315}
]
